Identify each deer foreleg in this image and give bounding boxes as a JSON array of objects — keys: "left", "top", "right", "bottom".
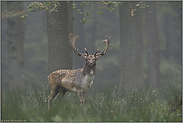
[{"left": 78, "top": 90, "right": 87, "bottom": 104}]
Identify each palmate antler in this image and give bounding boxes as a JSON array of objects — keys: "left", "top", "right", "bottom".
[
  {"left": 69, "top": 33, "right": 110, "bottom": 60},
  {"left": 69, "top": 33, "right": 88, "bottom": 59},
  {"left": 94, "top": 35, "right": 110, "bottom": 60}
]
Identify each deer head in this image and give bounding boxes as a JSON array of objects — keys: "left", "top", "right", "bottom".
[{"left": 69, "top": 33, "right": 110, "bottom": 67}]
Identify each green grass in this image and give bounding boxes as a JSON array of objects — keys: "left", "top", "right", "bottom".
[{"left": 1, "top": 86, "right": 182, "bottom": 122}]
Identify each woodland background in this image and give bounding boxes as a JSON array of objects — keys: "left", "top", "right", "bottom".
[{"left": 1, "top": 1, "right": 182, "bottom": 122}]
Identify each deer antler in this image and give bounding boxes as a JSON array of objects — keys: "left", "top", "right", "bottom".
[
  {"left": 94, "top": 35, "right": 110, "bottom": 59},
  {"left": 69, "top": 33, "right": 88, "bottom": 59}
]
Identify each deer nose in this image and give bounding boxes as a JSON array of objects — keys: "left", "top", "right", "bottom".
[
  {"left": 89, "top": 61, "right": 94, "bottom": 66},
  {"left": 90, "top": 61, "right": 93, "bottom": 65}
]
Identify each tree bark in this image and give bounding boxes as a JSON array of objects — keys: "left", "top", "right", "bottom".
[
  {"left": 7, "top": 1, "right": 24, "bottom": 90},
  {"left": 47, "top": 1, "right": 73, "bottom": 74},
  {"left": 145, "top": 2, "right": 160, "bottom": 88},
  {"left": 162, "top": 13, "right": 171, "bottom": 60},
  {"left": 119, "top": 2, "right": 144, "bottom": 92}
]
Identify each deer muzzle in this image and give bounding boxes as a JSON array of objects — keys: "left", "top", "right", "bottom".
[{"left": 89, "top": 60, "right": 95, "bottom": 67}]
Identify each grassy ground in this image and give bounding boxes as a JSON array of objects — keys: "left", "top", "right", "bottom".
[{"left": 1, "top": 84, "right": 182, "bottom": 122}]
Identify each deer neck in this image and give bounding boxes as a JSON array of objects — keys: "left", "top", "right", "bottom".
[{"left": 82, "top": 63, "right": 96, "bottom": 76}]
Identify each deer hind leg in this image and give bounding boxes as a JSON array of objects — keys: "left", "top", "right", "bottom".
[
  {"left": 48, "top": 86, "right": 67, "bottom": 110},
  {"left": 55, "top": 88, "right": 67, "bottom": 102},
  {"left": 48, "top": 85, "right": 60, "bottom": 110}
]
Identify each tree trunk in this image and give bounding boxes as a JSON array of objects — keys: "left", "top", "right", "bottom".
[
  {"left": 163, "top": 13, "right": 171, "bottom": 60},
  {"left": 47, "top": 1, "right": 73, "bottom": 74},
  {"left": 73, "top": 1, "right": 86, "bottom": 69},
  {"left": 7, "top": 1, "right": 24, "bottom": 90},
  {"left": 145, "top": 2, "right": 160, "bottom": 88},
  {"left": 119, "top": 2, "right": 144, "bottom": 92}
]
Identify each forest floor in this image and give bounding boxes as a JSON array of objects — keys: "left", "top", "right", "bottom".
[{"left": 1, "top": 85, "right": 182, "bottom": 122}]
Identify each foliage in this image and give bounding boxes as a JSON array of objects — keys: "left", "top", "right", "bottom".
[
  {"left": 74, "top": 1, "right": 149, "bottom": 23},
  {"left": 98, "top": 1, "right": 149, "bottom": 17},
  {"left": 1, "top": 1, "right": 60, "bottom": 20},
  {"left": 1, "top": 2, "right": 27, "bottom": 20},
  {"left": 1, "top": 1, "right": 149, "bottom": 21},
  {"left": 1, "top": 9, "right": 27, "bottom": 20},
  {"left": 73, "top": 1, "right": 92, "bottom": 24},
  {"left": 27, "top": 1, "right": 59, "bottom": 13},
  {"left": 1, "top": 86, "right": 182, "bottom": 122},
  {"left": 129, "top": 1, "right": 149, "bottom": 16},
  {"left": 97, "top": 1, "right": 122, "bottom": 11}
]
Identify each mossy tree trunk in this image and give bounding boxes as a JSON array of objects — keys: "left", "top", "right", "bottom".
[
  {"left": 47, "top": 1, "right": 73, "bottom": 74},
  {"left": 119, "top": 2, "right": 144, "bottom": 93},
  {"left": 7, "top": 1, "right": 24, "bottom": 90},
  {"left": 145, "top": 2, "right": 160, "bottom": 88}
]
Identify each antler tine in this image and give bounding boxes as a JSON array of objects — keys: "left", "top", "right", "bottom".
[
  {"left": 96, "top": 35, "right": 110, "bottom": 56},
  {"left": 69, "top": 33, "right": 87, "bottom": 58},
  {"left": 94, "top": 49, "right": 99, "bottom": 56},
  {"left": 84, "top": 48, "right": 89, "bottom": 56}
]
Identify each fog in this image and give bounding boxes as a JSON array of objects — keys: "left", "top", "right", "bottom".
[{"left": 1, "top": 1, "right": 182, "bottom": 122}]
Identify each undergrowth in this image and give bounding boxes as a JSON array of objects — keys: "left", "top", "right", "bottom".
[{"left": 1, "top": 85, "right": 182, "bottom": 122}]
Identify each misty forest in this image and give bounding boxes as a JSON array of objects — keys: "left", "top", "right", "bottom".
[{"left": 1, "top": 1, "right": 182, "bottom": 122}]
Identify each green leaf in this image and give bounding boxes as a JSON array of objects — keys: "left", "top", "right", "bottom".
[
  {"left": 79, "top": 11, "right": 83, "bottom": 14},
  {"left": 28, "top": 9, "right": 32, "bottom": 11},
  {"left": 21, "top": 16, "right": 25, "bottom": 20},
  {"left": 87, "top": 12, "right": 90, "bottom": 16}
]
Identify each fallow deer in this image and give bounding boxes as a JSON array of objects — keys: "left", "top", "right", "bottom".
[{"left": 47, "top": 33, "right": 110, "bottom": 110}]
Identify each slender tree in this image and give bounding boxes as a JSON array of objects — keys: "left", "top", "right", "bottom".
[
  {"left": 119, "top": 2, "right": 144, "bottom": 92},
  {"left": 7, "top": 1, "right": 24, "bottom": 90},
  {"left": 47, "top": 1, "right": 73, "bottom": 74},
  {"left": 145, "top": 2, "right": 160, "bottom": 88}
]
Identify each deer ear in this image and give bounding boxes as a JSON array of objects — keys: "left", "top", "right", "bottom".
[
  {"left": 84, "top": 55, "right": 87, "bottom": 59},
  {"left": 95, "top": 55, "right": 101, "bottom": 60}
]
